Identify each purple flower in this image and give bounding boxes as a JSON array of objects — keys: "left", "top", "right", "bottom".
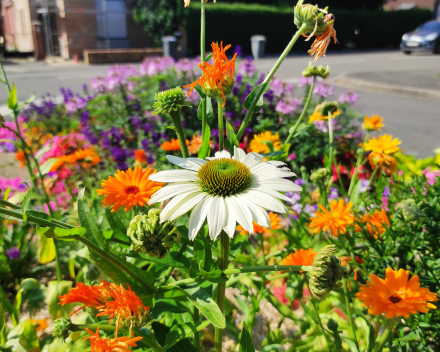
[
  {"left": 141, "top": 138, "right": 149, "bottom": 150},
  {"left": 328, "top": 187, "right": 339, "bottom": 200},
  {"left": 234, "top": 44, "right": 243, "bottom": 57},
  {"left": 152, "top": 132, "right": 161, "bottom": 146},
  {"left": 383, "top": 186, "right": 390, "bottom": 197},
  {"left": 313, "top": 82, "right": 334, "bottom": 98},
  {"left": 130, "top": 115, "right": 142, "bottom": 130},
  {"left": 360, "top": 180, "right": 370, "bottom": 193},
  {"left": 314, "top": 119, "right": 339, "bottom": 133},
  {"left": 238, "top": 58, "right": 256, "bottom": 77},
  {"left": 270, "top": 79, "right": 284, "bottom": 97},
  {"left": 140, "top": 56, "right": 175, "bottom": 76},
  {"left": 275, "top": 101, "right": 297, "bottom": 115},
  {"left": 6, "top": 247, "right": 20, "bottom": 259},
  {"left": 298, "top": 76, "right": 313, "bottom": 88},
  {"left": 338, "top": 90, "right": 358, "bottom": 104}
]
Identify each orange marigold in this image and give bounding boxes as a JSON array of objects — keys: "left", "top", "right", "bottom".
[
  {"left": 362, "top": 115, "right": 384, "bottom": 131},
  {"left": 364, "top": 134, "right": 401, "bottom": 155},
  {"left": 355, "top": 209, "right": 390, "bottom": 239},
  {"left": 282, "top": 248, "right": 316, "bottom": 272},
  {"left": 97, "top": 167, "right": 163, "bottom": 212},
  {"left": 161, "top": 138, "right": 189, "bottom": 152},
  {"left": 84, "top": 328, "right": 143, "bottom": 352},
  {"left": 309, "top": 199, "right": 354, "bottom": 237},
  {"left": 183, "top": 42, "right": 237, "bottom": 107},
  {"left": 134, "top": 150, "right": 147, "bottom": 163},
  {"left": 59, "top": 282, "right": 107, "bottom": 316},
  {"left": 237, "top": 212, "right": 281, "bottom": 235},
  {"left": 368, "top": 152, "right": 397, "bottom": 176},
  {"left": 15, "top": 149, "right": 26, "bottom": 169},
  {"left": 355, "top": 268, "right": 438, "bottom": 319}
]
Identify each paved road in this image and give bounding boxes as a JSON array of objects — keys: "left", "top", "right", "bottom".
[{"left": 1, "top": 51, "right": 439, "bottom": 158}]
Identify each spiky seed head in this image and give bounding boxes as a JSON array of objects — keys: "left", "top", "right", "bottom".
[
  {"left": 52, "top": 316, "right": 71, "bottom": 341},
  {"left": 294, "top": 0, "right": 333, "bottom": 36},
  {"left": 310, "top": 167, "right": 330, "bottom": 181},
  {"left": 302, "top": 62, "right": 331, "bottom": 79},
  {"left": 152, "top": 87, "right": 192, "bottom": 115},
  {"left": 317, "top": 101, "right": 339, "bottom": 117}
]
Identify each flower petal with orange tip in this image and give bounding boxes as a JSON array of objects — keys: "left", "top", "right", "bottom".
[
  {"left": 84, "top": 327, "right": 143, "bottom": 352},
  {"left": 58, "top": 282, "right": 107, "bottom": 316},
  {"left": 97, "top": 167, "right": 164, "bottom": 212},
  {"left": 362, "top": 115, "right": 384, "bottom": 131},
  {"left": 309, "top": 199, "right": 354, "bottom": 237}
]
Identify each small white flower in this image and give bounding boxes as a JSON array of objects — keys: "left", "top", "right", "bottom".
[{"left": 148, "top": 147, "right": 302, "bottom": 241}]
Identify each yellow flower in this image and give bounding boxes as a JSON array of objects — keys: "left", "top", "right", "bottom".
[
  {"left": 309, "top": 106, "right": 340, "bottom": 122},
  {"left": 355, "top": 268, "right": 438, "bottom": 319},
  {"left": 364, "top": 134, "right": 401, "bottom": 154},
  {"left": 249, "top": 131, "right": 281, "bottom": 154},
  {"left": 362, "top": 115, "right": 384, "bottom": 131},
  {"left": 309, "top": 199, "right": 354, "bottom": 237},
  {"left": 237, "top": 212, "right": 281, "bottom": 235},
  {"left": 282, "top": 248, "right": 316, "bottom": 272}
]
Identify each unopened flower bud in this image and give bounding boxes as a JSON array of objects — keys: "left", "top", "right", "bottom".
[
  {"left": 302, "top": 62, "right": 331, "bottom": 79},
  {"left": 310, "top": 168, "right": 329, "bottom": 181},
  {"left": 152, "top": 87, "right": 192, "bottom": 116},
  {"left": 309, "top": 244, "right": 346, "bottom": 301},
  {"left": 396, "top": 199, "right": 419, "bottom": 222},
  {"left": 294, "top": 0, "right": 333, "bottom": 37},
  {"left": 202, "top": 74, "right": 235, "bottom": 100},
  {"left": 128, "top": 209, "right": 181, "bottom": 259},
  {"left": 52, "top": 316, "right": 71, "bottom": 341},
  {"left": 317, "top": 101, "right": 339, "bottom": 117}
]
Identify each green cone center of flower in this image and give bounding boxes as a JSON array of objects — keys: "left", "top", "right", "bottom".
[{"left": 197, "top": 158, "right": 252, "bottom": 197}]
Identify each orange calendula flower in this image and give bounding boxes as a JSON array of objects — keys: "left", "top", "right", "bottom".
[
  {"left": 355, "top": 209, "right": 390, "bottom": 239},
  {"left": 249, "top": 131, "right": 282, "bottom": 154},
  {"left": 282, "top": 248, "right": 316, "bottom": 272},
  {"left": 368, "top": 152, "right": 397, "bottom": 176},
  {"left": 364, "top": 134, "right": 401, "bottom": 155},
  {"left": 84, "top": 328, "right": 143, "bottom": 352},
  {"left": 50, "top": 149, "right": 101, "bottom": 172},
  {"left": 59, "top": 282, "right": 107, "bottom": 316},
  {"left": 15, "top": 149, "right": 26, "bottom": 169},
  {"left": 362, "top": 115, "right": 384, "bottom": 131},
  {"left": 309, "top": 199, "right": 354, "bottom": 237},
  {"left": 31, "top": 319, "right": 49, "bottom": 332},
  {"left": 183, "top": 42, "right": 237, "bottom": 107},
  {"left": 340, "top": 256, "right": 364, "bottom": 282},
  {"left": 237, "top": 212, "right": 281, "bottom": 235},
  {"left": 134, "top": 150, "right": 147, "bottom": 163},
  {"left": 307, "top": 14, "right": 338, "bottom": 62},
  {"left": 161, "top": 138, "right": 189, "bottom": 152},
  {"left": 97, "top": 167, "right": 164, "bottom": 212},
  {"left": 355, "top": 268, "right": 438, "bottom": 319}
]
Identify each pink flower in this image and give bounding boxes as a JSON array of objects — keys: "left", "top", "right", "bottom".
[
  {"left": 288, "top": 154, "right": 297, "bottom": 161},
  {"left": 382, "top": 197, "right": 389, "bottom": 211},
  {"left": 272, "top": 284, "right": 290, "bottom": 305},
  {"left": 422, "top": 167, "right": 440, "bottom": 186}
]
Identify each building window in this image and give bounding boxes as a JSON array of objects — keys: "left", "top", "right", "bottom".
[{"left": 95, "top": 0, "right": 127, "bottom": 39}]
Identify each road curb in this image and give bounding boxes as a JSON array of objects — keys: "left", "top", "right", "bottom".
[{"left": 332, "top": 74, "right": 440, "bottom": 101}]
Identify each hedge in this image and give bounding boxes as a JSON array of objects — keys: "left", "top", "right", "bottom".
[{"left": 186, "top": 3, "right": 432, "bottom": 55}]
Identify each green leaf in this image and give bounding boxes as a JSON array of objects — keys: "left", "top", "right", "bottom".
[
  {"left": 199, "top": 260, "right": 228, "bottom": 283},
  {"left": 45, "top": 281, "right": 73, "bottom": 320},
  {"left": 0, "top": 301, "right": 5, "bottom": 335},
  {"left": 151, "top": 299, "right": 190, "bottom": 319},
  {"left": 327, "top": 319, "right": 342, "bottom": 350},
  {"left": 152, "top": 322, "right": 199, "bottom": 352},
  {"left": 18, "top": 93, "right": 36, "bottom": 110},
  {"left": 40, "top": 158, "right": 59, "bottom": 175},
  {"left": 262, "top": 151, "right": 286, "bottom": 157},
  {"left": 205, "top": 97, "right": 214, "bottom": 121},
  {"left": 234, "top": 254, "right": 255, "bottom": 266},
  {"left": 198, "top": 124, "right": 211, "bottom": 160},
  {"left": 138, "top": 248, "right": 191, "bottom": 268},
  {"left": 2, "top": 187, "right": 10, "bottom": 201},
  {"left": 244, "top": 83, "right": 268, "bottom": 110},
  {"left": 37, "top": 234, "right": 55, "bottom": 264},
  {"left": 78, "top": 188, "right": 106, "bottom": 248},
  {"left": 20, "top": 184, "right": 31, "bottom": 215},
  {"left": 181, "top": 284, "right": 225, "bottom": 328},
  {"left": 224, "top": 121, "right": 240, "bottom": 154},
  {"left": 238, "top": 323, "right": 255, "bottom": 352},
  {"left": 36, "top": 226, "right": 87, "bottom": 241},
  {"left": 205, "top": 53, "right": 214, "bottom": 61},
  {"left": 7, "top": 83, "right": 17, "bottom": 110},
  {"left": 164, "top": 321, "right": 210, "bottom": 349},
  {"left": 0, "top": 284, "right": 18, "bottom": 326},
  {"left": 105, "top": 207, "right": 129, "bottom": 240},
  {"left": 7, "top": 319, "right": 39, "bottom": 352},
  {"left": 288, "top": 122, "right": 309, "bottom": 137}
]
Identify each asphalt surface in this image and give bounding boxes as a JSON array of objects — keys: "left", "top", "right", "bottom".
[{"left": 0, "top": 51, "right": 439, "bottom": 158}]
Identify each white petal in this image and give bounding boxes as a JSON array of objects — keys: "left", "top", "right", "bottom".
[
  {"left": 207, "top": 196, "right": 227, "bottom": 240},
  {"left": 149, "top": 183, "right": 200, "bottom": 204},
  {"left": 266, "top": 160, "right": 286, "bottom": 166},
  {"left": 166, "top": 155, "right": 202, "bottom": 171},
  {"left": 233, "top": 146, "right": 246, "bottom": 163},
  {"left": 214, "top": 150, "right": 231, "bottom": 159},
  {"left": 243, "top": 152, "right": 264, "bottom": 169},
  {"left": 249, "top": 186, "right": 299, "bottom": 203},
  {"left": 188, "top": 196, "right": 212, "bottom": 240},
  {"left": 227, "top": 195, "right": 253, "bottom": 234},
  {"left": 251, "top": 179, "right": 303, "bottom": 192},
  {"left": 236, "top": 194, "right": 270, "bottom": 228},
  {"left": 241, "top": 189, "right": 287, "bottom": 214},
  {"left": 187, "top": 157, "right": 208, "bottom": 165},
  {"left": 223, "top": 198, "right": 237, "bottom": 238},
  {"left": 166, "top": 192, "right": 207, "bottom": 222},
  {"left": 160, "top": 191, "right": 201, "bottom": 222},
  {"left": 149, "top": 169, "right": 197, "bottom": 183}
]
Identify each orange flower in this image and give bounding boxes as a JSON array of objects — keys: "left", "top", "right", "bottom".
[
  {"left": 355, "top": 209, "right": 390, "bottom": 239},
  {"left": 183, "top": 42, "right": 237, "bottom": 107},
  {"left": 97, "top": 283, "right": 149, "bottom": 337},
  {"left": 237, "top": 212, "right": 281, "bottom": 235},
  {"left": 249, "top": 131, "right": 281, "bottom": 154},
  {"left": 84, "top": 328, "right": 143, "bottom": 352},
  {"left": 368, "top": 152, "right": 397, "bottom": 176},
  {"left": 362, "top": 115, "right": 384, "bottom": 131},
  {"left": 31, "top": 319, "right": 49, "bottom": 332},
  {"left": 307, "top": 14, "right": 338, "bottom": 61},
  {"left": 364, "top": 134, "right": 401, "bottom": 155},
  {"left": 188, "top": 135, "right": 213, "bottom": 155},
  {"left": 340, "top": 256, "right": 364, "bottom": 282},
  {"left": 309, "top": 199, "right": 354, "bottom": 237},
  {"left": 59, "top": 282, "right": 107, "bottom": 316},
  {"left": 161, "top": 139, "right": 189, "bottom": 152},
  {"left": 15, "top": 149, "right": 26, "bottom": 169},
  {"left": 134, "top": 150, "right": 147, "bottom": 163},
  {"left": 282, "top": 248, "right": 316, "bottom": 272},
  {"left": 97, "top": 167, "right": 163, "bottom": 212},
  {"left": 355, "top": 268, "right": 438, "bottom": 319},
  {"left": 50, "top": 149, "right": 101, "bottom": 172}
]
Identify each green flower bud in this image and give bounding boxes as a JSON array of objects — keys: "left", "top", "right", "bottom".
[
  {"left": 128, "top": 209, "right": 181, "bottom": 259},
  {"left": 310, "top": 167, "right": 329, "bottom": 181},
  {"left": 52, "top": 316, "right": 71, "bottom": 341},
  {"left": 152, "top": 87, "right": 192, "bottom": 116},
  {"left": 316, "top": 101, "right": 339, "bottom": 117},
  {"left": 294, "top": 0, "right": 333, "bottom": 37},
  {"left": 396, "top": 199, "right": 419, "bottom": 222},
  {"left": 302, "top": 62, "right": 331, "bottom": 79},
  {"left": 309, "top": 244, "right": 346, "bottom": 301},
  {"left": 202, "top": 75, "right": 235, "bottom": 100}
]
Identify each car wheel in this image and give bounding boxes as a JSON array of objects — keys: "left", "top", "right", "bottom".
[
  {"left": 403, "top": 51, "right": 412, "bottom": 55},
  {"left": 434, "top": 41, "right": 440, "bottom": 54}
]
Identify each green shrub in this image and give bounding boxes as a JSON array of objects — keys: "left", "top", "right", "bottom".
[{"left": 186, "top": 3, "right": 432, "bottom": 55}]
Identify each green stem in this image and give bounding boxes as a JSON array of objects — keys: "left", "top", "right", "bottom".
[
  {"left": 285, "top": 77, "right": 316, "bottom": 145},
  {"left": 193, "top": 308, "right": 201, "bottom": 349},
  {"left": 236, "top": 23, "right": 308, "bottom": 140},
  {"left": 348, "top": 132, "right": 370, "bottom": 197},
  {"left": 214, "top": 232, "right": 230, "bottom": 352},
  {"left": 310, "top": 295, "right": 334, "bottom": 351},
  {"left": 342, "top": 277, "right": 361, "bottom": 352},
  {"left": 69, "top": 322, "right": 117, "bottom": 333},
  {"left": 223, "top": 264, "right": 313, "bottom": 275},
  {"left": 372, "top": 318, "right": 396, "bottom": 352},
  {"left": 258, "top": 233, "right": 267, "bottom": 283},
  {"left": 200, "top": 0, "right": 207, "bottom": 142},
  {"left": 217, "top": 97, "right": 224, "bottom": 151},
  {"left": 328, "top": 111, "right": 334, "bottom": 169},
  {"left": 169, "top": 110, "right": 189, "bottom": 158}
]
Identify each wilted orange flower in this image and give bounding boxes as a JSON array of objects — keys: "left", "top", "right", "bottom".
[
  {"left": 97, "top": 167, "right": 163, "bottom": 212},
  {"left": 31, "top": 319, "right": 49, "bottom": 332},
  {"left": 59, "top": 282, "right": 107, "bottom": 316},
  {"left": 307, "top": 14, "right": 338, "bottom": 61},
  {"left": 249, "top": 131, "right": 281, "bottom": 154},
  {"left": 309, "top": 199, "right": 354, "bottom": 237},
  {"left": 134, "top": 150, "right": 147, "bottom": 163},
  {"left": 355, "top": 209, "right": 390, "bottom": 239},
  {"left": 356, "top": 268, "right": 438, "bottom": 319},
  {"left": 364, "top": 134, "right": 401, "bottom": 155},
  {"left": 161, "top": 139, "right": 189, "bottom": 152},
  {"left": 282, "top": 248, "right": 316, "bottom": 272},
  {"left": 84, "top": 328, "right": 143, "bottom": 352},
  {"left": 15, "top": 149, "right": 26, "bottom": 169},
  {"left": 237, "top": 212, "right": 281, "bottom": 235},
  {"left": 362, "top": 115, "right": 384, "bottom": 131},
  {"left": 183, "top": 42, "right": 237, "bottom": 107},
  {"left": 368, "top": 152, "right": 397, "bottom": 176}
]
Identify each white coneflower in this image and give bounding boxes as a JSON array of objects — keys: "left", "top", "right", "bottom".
[{"left": 148, "top": 147, "right": 302, "bottom": 241}]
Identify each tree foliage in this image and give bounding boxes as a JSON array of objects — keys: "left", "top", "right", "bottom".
[{"left": 227, "top": 0, "right": 394, "bottom": 10}]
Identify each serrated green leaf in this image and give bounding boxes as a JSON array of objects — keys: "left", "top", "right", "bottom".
[
  {"left": 225, "top": 121, "right": 239, "bottom": 154},
  {"left": 19, "top": 184, "right": 30, "bottom": 215},
  {"left": 37, "top": 226, "right": 87, "bottom": 241},
  {"left": 164, "top": 321, "right": 210, "bottom": 349},
  {"left": 244, "top": 83, "right": 268, "bottom": 110}
]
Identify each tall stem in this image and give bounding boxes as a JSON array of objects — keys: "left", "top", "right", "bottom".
[
  {"left": 193, "top": 308, "right": 201, "bottom": 349},
  {"left": 285, "top": 77, "right": 316, "bottom": 145},
  {"left": 348, "top": 132, "right": 370, "bottom": 197},
  {"left": 169, "top": 110, "right": 189, "bottom": 158},
  {"left": 236, "top": 23, "right": 308, "bottom": 140},
  {"left": 215, "top": 232, "right": 230, "bottom": 352},
  {"left": 342, "top": 277, "right": 361, "bottom": 352},
  {"left": 372, "top": 318, "right": 395, "bottom": 352},
  {"left": 328, "top": 111, "right": 334, "bottom": 168},
  {"left": 200, "top": 0, "right": 207, "bottom": 142},
  {"left": 217, "top": 97, "right": 224, "bottom": 151}
]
